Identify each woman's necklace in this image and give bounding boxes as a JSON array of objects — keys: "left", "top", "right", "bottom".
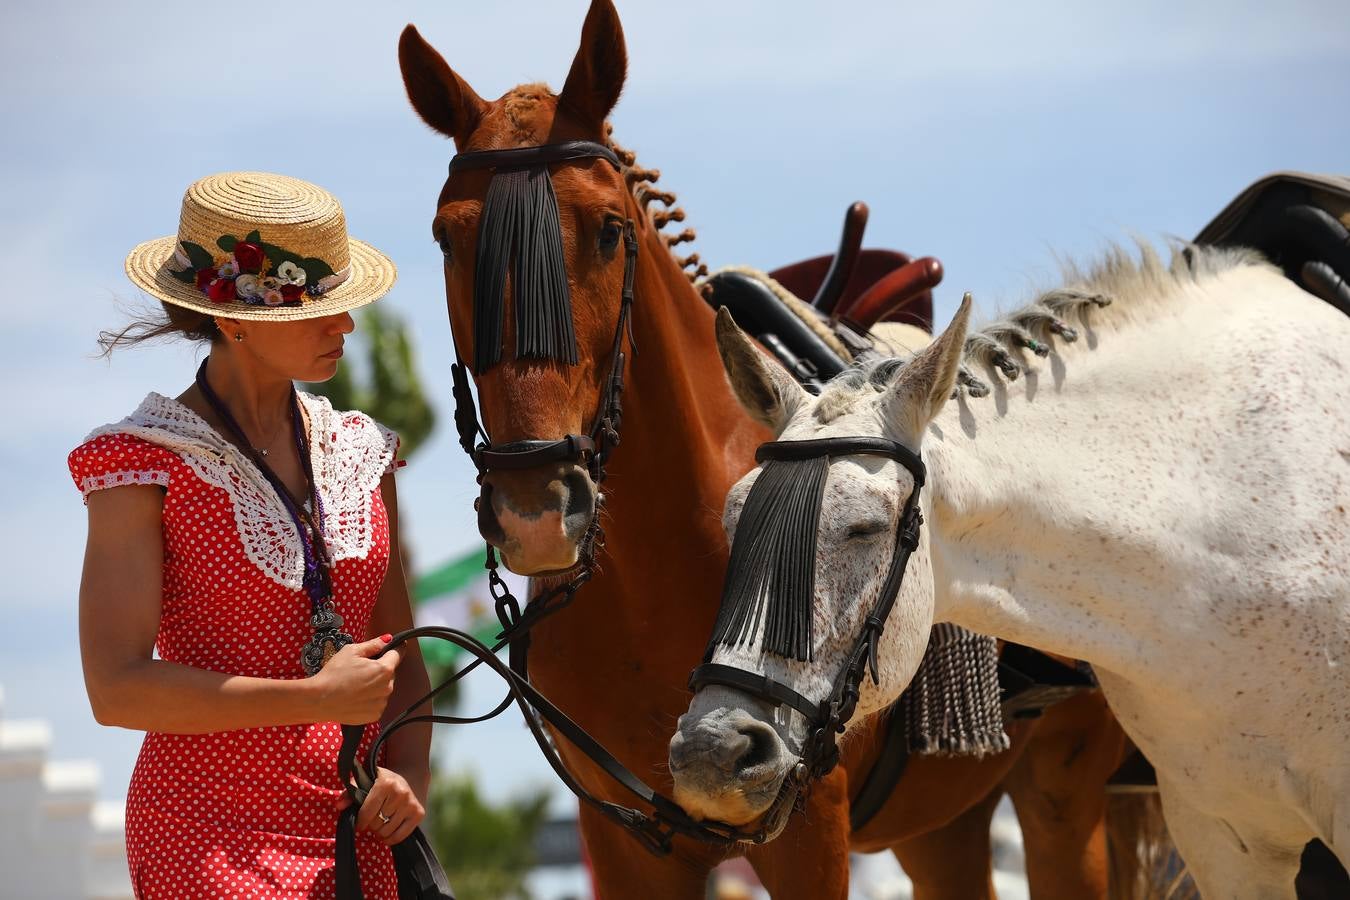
[
  {"left": 252, "top": 417, "right": 289, "bottom": 458},
  {"left": 195, "top": 359, "right": 355, "bottom": 675}
]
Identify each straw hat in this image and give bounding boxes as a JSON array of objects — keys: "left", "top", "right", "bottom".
[{"left": 125, "top": 171, "right": 396, "bottom": 321}]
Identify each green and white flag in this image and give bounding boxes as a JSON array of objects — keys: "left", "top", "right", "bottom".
[{"left": 412, "top": 546, "right": 528, "bottom": 665}]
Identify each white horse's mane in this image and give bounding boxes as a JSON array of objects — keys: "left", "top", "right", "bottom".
[{"left": 814, "top": 241, "right": 1272, "bottom": 423}]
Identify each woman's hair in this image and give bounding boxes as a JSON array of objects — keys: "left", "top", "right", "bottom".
[{"left": 98, "top": 300, "right": 220, "bottom": 356}]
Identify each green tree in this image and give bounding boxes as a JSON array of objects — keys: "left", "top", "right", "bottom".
[{"left": 426, "top": 775, "right": 552, "bottom": 900}]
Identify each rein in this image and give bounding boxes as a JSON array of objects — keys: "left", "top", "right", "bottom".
[
  {"left": 338, "top": 627, "right": 790, "bottom": 877},
  {"left": 689, "top": 436, "right": 926, "bottom": 781}
]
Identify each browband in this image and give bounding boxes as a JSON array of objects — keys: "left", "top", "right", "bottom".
[
  {"left": 448, "top": 140, "right": 623, "bottom": 176},
  {"left": 756, "top": 436, "right": 925, "bottom": 486}
]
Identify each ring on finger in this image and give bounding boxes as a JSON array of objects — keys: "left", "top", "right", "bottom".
[{"left": 377, "top": 811, "right": 392, "bottom": 825}]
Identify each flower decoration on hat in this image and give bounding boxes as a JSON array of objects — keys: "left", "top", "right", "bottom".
[{"left": 169, "top": 231, "right": 347, "bottom": 307}]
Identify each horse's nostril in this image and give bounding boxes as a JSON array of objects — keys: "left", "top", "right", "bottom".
[
  {"left": 477, "top": 483, "right": 505, "bottom": 545},
  {"left": 561, "top": 468, "right": 595, "bottom": 524},
  {"left": 733, "top": 722, "right": 781, "bottom": 775}
]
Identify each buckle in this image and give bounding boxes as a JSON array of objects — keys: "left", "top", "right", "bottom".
[{"left": 899, "top": 508, "right": 923, "bottom": 551}]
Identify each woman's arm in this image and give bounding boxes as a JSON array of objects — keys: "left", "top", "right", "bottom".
[
  {"left": 357, "top": 473, "right": 434, "bottom": 843},
  {"left": 79, "top": 485, "right": 400, "bottom": 733}
]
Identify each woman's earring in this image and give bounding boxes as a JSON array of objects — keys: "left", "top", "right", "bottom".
[{"left": 233, "top": 333, "right": 245, "bottom": 343}]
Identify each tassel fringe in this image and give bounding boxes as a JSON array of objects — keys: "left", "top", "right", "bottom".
[
  {"left": 709, "top": 457, "right": 828, "bottom": 662},
  {"left": 898, "top": 624, "right": 1009, "bottom": 756},
  {"left": 473, "top": 166, "right": 578, "bottom": 372}
]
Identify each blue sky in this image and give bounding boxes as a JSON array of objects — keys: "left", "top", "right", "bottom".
[{"left": 1, "top": 0, "right": 1347, "bottom": 807}]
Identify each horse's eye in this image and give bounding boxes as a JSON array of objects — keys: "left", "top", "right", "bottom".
[
  {"left": 599, "top": 219, "right": 623, "bottom": 253},
  {"left": 847, "top": 520, "right": 888, "bottom": 540},
  {"left": 436, "top": 232, "right": 453, "bottom": 265}
]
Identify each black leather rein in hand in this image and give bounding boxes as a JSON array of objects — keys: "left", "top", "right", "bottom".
[
  {"left": 334, "top": 627, "right": 795, "bottom": 899},
  {"left": 689, "top": 436, "right": 926, "bottom": 781}
]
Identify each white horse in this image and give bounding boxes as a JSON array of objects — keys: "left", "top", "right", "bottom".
[{"left": 669, "top": 243, "right": 1350, "bottom": 898}]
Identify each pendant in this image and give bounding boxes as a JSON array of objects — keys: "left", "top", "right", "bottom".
[{"left": 301, "top": 602, "right": 354, "bottom": 676}]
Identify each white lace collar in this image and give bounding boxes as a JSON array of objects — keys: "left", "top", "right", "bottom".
[{"left": 86, "top": 391, "right": 394, "bottom": 591}]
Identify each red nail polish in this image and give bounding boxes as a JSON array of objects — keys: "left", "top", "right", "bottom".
[{"left": 380, "top": 633, "right": 393, "bottom": 643}]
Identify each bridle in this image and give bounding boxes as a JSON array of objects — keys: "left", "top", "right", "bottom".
[
  {"left": 689, "top": 435, "right": 926, "bottom": 782},
  {"left": 441, "top": 139, "right": 638, "bottom": 669},
  {"left": 337, "top": 139, "right": 796, "bottom": 889}
]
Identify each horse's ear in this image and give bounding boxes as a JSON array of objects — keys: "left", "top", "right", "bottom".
[
  {"left": 558, "top": 0, "right": 628, "bottom": 129},
  {"left": 883, "top": 294, "right": 972, "bottom": 440},
  {"left": 715, "top": 307, "right": 809, "bottom": 435},
  {"left": 398, "top": 24, "right": 487, "bottom": 147}
]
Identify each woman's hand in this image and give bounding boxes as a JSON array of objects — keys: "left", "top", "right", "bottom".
[
  {"left": 310, "top": 636, "right": 401, "bottom": 725},
  {"left": 346, "top": 767, "right": 426, "bottom": 845}
]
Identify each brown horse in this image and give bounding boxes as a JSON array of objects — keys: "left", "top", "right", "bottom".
[{"left": 398, "top": 2, "right": 1132, "bottom": 896}]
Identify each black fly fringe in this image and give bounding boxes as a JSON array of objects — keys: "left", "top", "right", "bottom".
[
  {"left": 472, "top": 169, "right": 516, "bottom": 373},
  {"left": 708, "top": 457, "right": 829, "bottom": 662},
  {"left": 472, "top": 166, "right": 578, "bottom": 373},
  {"left": 513, "top": 167, "right": 576, "bottom": 365}
]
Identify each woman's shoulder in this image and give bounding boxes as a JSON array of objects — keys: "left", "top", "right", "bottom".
[{"left": 68, "top": 395, "right": 189, "bottom": 500}]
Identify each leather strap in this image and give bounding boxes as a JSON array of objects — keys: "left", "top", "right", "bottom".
[
  {"left": 687, "top": 663, "right": 830, "bottom": 724},
  {"left": 757, "top": 436, "right": 925, "bottom": 485},
  {"left": 474, "top": 435, "right": 596, "bottom": 470},
  {"left": 335, "top": 626, "right": 784, "bottom": 877},
  {"left": 334, "top": 738, "right": 454, "bottom": 899},
  {"left": 847, "top": 702, "right": 911, "bottom": 832},
  {"left": 448, "top": 140, "right": 622, "bottom": 175}
]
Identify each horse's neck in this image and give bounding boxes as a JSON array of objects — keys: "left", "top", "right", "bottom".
[
  {"left": 926, "top": 265, "right": 1308, "bottom": 680},
  {"left": 578, "top": 223, "right": 764, "bottom": 614}
]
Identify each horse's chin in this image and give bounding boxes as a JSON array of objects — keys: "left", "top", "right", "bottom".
[
  {"left": 495, "top": 539, "right": 583, "bottom": 577},
  {"left": 671, "top": 771, "right": 802, "bottom": 846},
  {"left": 671, "top": 776, "right": 786, "bottom": 826}
]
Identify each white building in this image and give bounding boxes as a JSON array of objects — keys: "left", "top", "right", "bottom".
[{"left": 0, "top": 685, "right": 132, "bottom": 900}]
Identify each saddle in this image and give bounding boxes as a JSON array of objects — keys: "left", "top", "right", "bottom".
[
  {"left": 1196, "top": 171, "right": 1350, "bottom": 314},
  {"left": 700, "top": 203, "right": 939, "bottom": 390}
]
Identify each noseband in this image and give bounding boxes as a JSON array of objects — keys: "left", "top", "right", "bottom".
[{"left": 689, "top": 436, "right": 926, "bottom": 781}]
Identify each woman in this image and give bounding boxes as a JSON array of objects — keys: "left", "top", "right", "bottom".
[{"left": 68, "top": 171, "right": 431, "bottom": 898}]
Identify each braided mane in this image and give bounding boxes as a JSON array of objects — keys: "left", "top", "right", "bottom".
[
  {"left": 816, "top": 241, "right": 1268, "bottom": 419},
  {"left": 605, "top": 123, "right": 708, "bottom": 284},
  {"left": 953, "top": 241, "right": 1266, "bottom": 396}
]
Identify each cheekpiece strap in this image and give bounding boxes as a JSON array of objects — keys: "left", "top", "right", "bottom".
[{"left": 449, "top": 140, "right": 622, "bottom": 175}]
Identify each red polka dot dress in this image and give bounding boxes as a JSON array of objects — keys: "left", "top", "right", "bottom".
[{"left": 69, "top": 391, "right": 403, "bottom": 899}]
